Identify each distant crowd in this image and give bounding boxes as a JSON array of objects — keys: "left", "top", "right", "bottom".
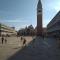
[
  {"left": 0, "top": 35, "right": 27, "bottom": 47},
  {"left": 1, "top": 35, "right": 7, "bottom": 44}
]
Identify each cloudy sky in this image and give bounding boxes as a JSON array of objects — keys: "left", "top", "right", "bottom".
[{"left": 0, "top": 0, "right": 60, "bottom": 30}]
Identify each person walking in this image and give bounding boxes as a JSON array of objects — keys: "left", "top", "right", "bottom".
[
  {"left": 23, "top": 38, "right": 26, "bottom": 46},
  {"left": 1, "top": 36, "right": 4, "bottom": 44},
  {"left": 5, "top": 38, "right": 7, "bottom": 44},
  {"left": 21, "top": 36, "right": 23, "bottom": 41},
  {"left": 5, "top": 34, "right": 8, "bottom": 44}
]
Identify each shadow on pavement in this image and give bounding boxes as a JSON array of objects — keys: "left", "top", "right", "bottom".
[{"left": 7, "top": 36, "right": 60, "bottom": 60}]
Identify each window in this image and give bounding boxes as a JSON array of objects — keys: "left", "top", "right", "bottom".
[{"left": 38, "top": 10, "right": 41, "bottom": 12}]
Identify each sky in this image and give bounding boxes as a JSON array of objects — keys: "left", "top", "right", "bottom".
[{"left": 0, "top": 0, "right": 60, "bottom": 31}]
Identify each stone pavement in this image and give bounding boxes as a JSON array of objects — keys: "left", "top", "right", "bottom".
[
  {"left": 0, "top": 36, "right": 33, "bottom": 60},
  {"left": 7, "top": 37, "right": 60, "bottom": 60}
]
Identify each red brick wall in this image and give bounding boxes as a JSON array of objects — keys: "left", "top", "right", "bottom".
[{"left": 37, "top": 14, "right": 42, "bottom": 36}]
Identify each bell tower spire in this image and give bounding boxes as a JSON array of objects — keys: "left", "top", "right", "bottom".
[
  {"left": 37, "top": 0, "right": 42, "bottom": 10},
  {"left": 37, "top": 0, "right": 42, "bottom": 36}
]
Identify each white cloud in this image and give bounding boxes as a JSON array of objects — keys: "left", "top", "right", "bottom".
[{"left": 0, "top": 18, "right": 30, "bottom": 23}]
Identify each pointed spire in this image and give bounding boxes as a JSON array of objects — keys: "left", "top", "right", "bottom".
[
  {"left": 37, "top": 0, "right": 42, "bottom": 9},
  {"left": 38, "top": 0, "right": 42, "bottom": 4}
]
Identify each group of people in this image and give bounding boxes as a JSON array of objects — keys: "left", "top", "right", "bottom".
[
  {"left": 1, "top": 36, "right": 7, "bottom": 44},
  {"left": 1, "top": 35, "right": 26, "bottom": 46}
]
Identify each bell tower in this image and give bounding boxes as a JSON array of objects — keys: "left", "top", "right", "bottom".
[{"left": 37, "top": 0, "right": 42, "bottom": 36}]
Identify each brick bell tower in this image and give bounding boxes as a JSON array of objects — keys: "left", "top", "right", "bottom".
[{"left": 37, "top": 0, "right": 42, "bottom": 36}]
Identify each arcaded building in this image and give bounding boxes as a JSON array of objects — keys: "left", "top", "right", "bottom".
[
  {"left": 0, "top": 23, "right": 17, "bottom": 36},
  {"left": 37, "top": 0, "right": 43, "bottom": 36},
  {"left": 47, "top": 11, "right": 60, "bottom": 37}
]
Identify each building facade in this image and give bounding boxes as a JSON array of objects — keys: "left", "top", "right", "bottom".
[
  {"left": 42, "top": 28, "right": 47, "bottom": 36},
  {"left": 0, "top": 23, "right": 17, "bottom": 36},
  {"left": 47, "top": 11, "right": 60, "bottom": 37},
  {"left": 37, "top": 0, "right": 42, "bottom": 36}
]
